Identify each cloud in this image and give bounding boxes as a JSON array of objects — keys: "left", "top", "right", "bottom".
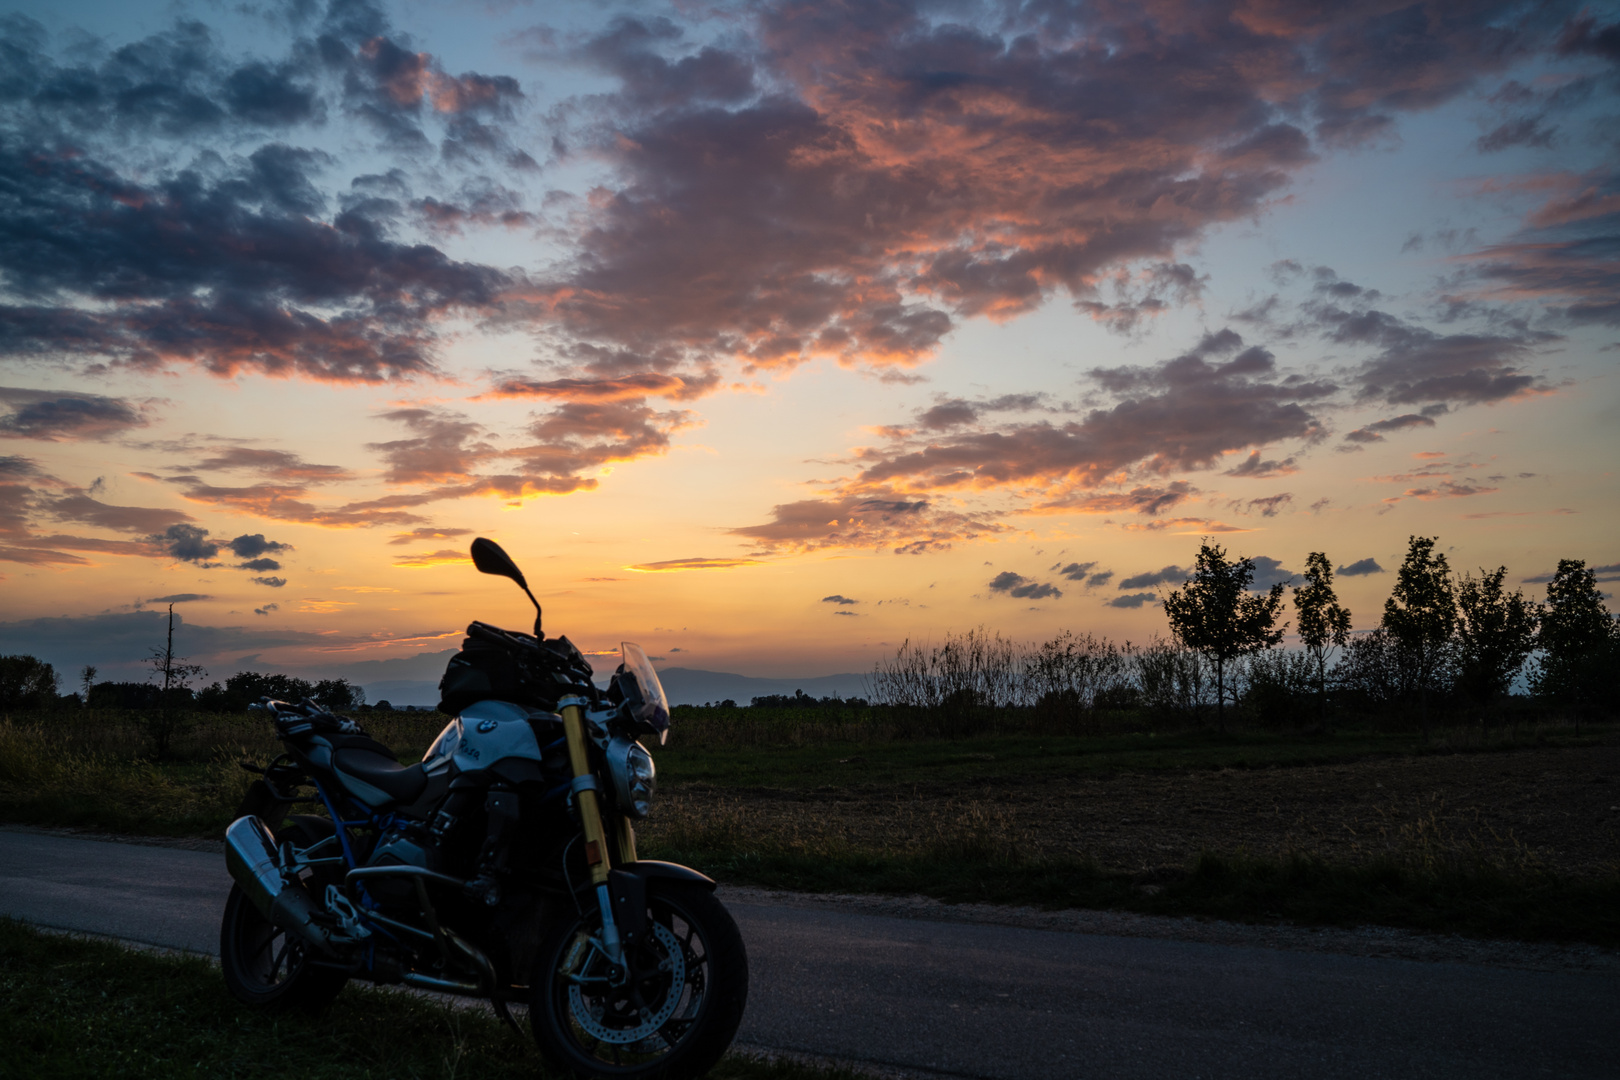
[
  {"left": 513, "top": 0, "right": 1554, "bottom": 392},
  {"left": 254, "top": 603, "right": 280, "bottom": 616},
  {"left": 987, "top": 571, "right": 1061, "bottom": 601},
  {"left": 387, "top": 527, "right": 472, "bottom": 545},
  {"left": 821, "top": 595, "right": 858, "bottom": 605},
  {"left": 228, "top": 534, "right": 291, "bottom": 558},
  {"left": 1312, "top": 306, "right": 1549, "bottom": 406},
  {"left": 1224, "top": 451, "right": 1298, "bottom": 478},
  {"left": 392, "top": 549, "right": 470, "bottom": 568},
  {"left": 150, "top": 523, "right": 220, "bottom": 565},
  {"left": 147, "top": 593, "right": 211, "bottom": 604},
  {"left": 1247, "top": 556, "right": 1298, "bottom": 590},
  {"left": 0, "top": 388, "right": 151, "bottom": 441},
  {"left": 1343, "top": 414, "right": 1437, "bottom": 444},
  {"left": 251, "top": 576, "right": 288, "bottom": 587},
  {"left": 0, "top": 609, "right": 327, "bottom": 675},
  {"left": 1337, "top": 558, "right": 1384, "bottom": 576},
  {"left": 1240, "top": 493, "right": 1294, "bottom": 518},
  {"left": 1107, "top": 592, "right": 1159, "bottom": 609},
  {"left": 42, "top": 492, "right": 192, "bottom": 533},
  {"left": 850, "top": 332, "right": 1333, "bottom": 506},
  {"left": 184, "top": 448, "right": 353, "bottom": 484},
  {"left": 1119, "top": 565, "right": 1189, "bottom": 590},
  {"left": 626, "top": 557, "right": 763, "bottom": 572},
  {"left": 238, "top": 558, "right": 282, "bottom": 572},
  {"left": 731, "top": 491, "right": 1004, "bottom": 555}
]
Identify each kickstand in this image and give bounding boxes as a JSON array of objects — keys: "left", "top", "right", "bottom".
[{"left": 491, "top": 994, "right": 526, "bottom": 1040}]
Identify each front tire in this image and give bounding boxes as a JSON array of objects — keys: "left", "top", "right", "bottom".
[
  {"left": 219, "top": 819, "right": 349, "bottom": 1014},
  {"left": 532, "top": 883, "right": 748, "bottom": 1079}
]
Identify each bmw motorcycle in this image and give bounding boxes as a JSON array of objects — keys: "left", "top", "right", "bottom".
[{"left": 220, "top": 537, "right": 747, "bottom": 1079}]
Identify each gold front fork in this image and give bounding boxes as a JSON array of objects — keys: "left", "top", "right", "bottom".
[{"left": 559, "top": 698, "right": 613, "bottom": 887}]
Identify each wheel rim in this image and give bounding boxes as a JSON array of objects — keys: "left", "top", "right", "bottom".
[
  {"left": 231, "top": 897, "right": 309, "bottom": 994},
  {"left": 552, "top": 898, "right": 711, "bottom": 1067}
]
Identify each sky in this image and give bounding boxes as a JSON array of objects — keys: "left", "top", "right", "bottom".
[{"left": 0, "top": 0, "right": 1616, "bottom": 689}]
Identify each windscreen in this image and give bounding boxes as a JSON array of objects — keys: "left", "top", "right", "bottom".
[{"left": 621, "top": 641, "right": 670, "bottom": 744}]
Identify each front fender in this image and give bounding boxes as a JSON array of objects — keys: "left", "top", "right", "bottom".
[
  {"left": 607, "top": 861, "right": 717, "bottom": 950},
  {"left": 617, "top": 860, "right": 716, "bottom": 891}
]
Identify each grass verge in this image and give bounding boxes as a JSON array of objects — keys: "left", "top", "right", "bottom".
[{"left": 0, "top": 919, "right": 857, "bottom": 1080}]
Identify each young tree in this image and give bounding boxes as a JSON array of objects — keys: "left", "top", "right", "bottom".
[
  {"left": 1454, "top": 566, "right": 1539, "bottom": 713},
  {"left": 1162, "top": 541, "right": 1287, "bottom": 732},
  {"left": 313, "top": 677, "right": 366, "bottom": 711},
  {"left": 79, "top": 664, "right": 97, "bottom": 704},
  {"left": 1292, "top": 552, "right": 1352, "bottom": 729},
  {"left": 145, "top": 604, "right": 206, "bottom": 757},
  {"left": 1381, "top": 536, "right": 1456, "bottom": 734},
  {"left": 1530, "top": 559, "right": 1619, "bottom": 716}
]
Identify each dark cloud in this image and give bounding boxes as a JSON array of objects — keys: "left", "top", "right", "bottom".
[
  {"left": 1311, "top": 305, "right": 1547, "bottom": 406},
  {"left": 0, "top": 608, "right": 324, "bottom": 675},
  {"left": 730, "top": 491, "right": 1004, "bottom": 555},
  {"left": 0, "top": 455, "right": 38, "bottom": 476},
  {"left": 1241, "top": 493, "right": 1293, "bottom": 518},
  {"left": 1337, "top": 557, "right": 1384, "bottom": 577},
  {"left": 254, "top": 603, "right": 280, "bottom": 616},
  {"left": 148, "top": 593, "right": 211, "bottom": 603},
  {"left": 42, "top": 492, "right": 191, "bottom": 533},
  {"left": 0, "top": 123, "right": 509, "bottom": 383},
  {"left": 1224, "top": 450, "right": 1298, "bottom": 478},
  {"left": 821, "top": 594, "right": 858, "bottom": 605},
  {"left": 0, "top": 388, "right": 150, "bottom": 441},
  {"left": 852, "top": 331, "right": 1333, "bottom": 498},
  {"left": 504, "top": 0, "right": 1567, "bottom": 406},
  {"left": 987, "top": 571, "right": 1061, "bottom": 601},
  {"left": 368, "top": 409, "right": 498, "bottom": 484},
  {"left": 1343, "top": 413, "right": 1438, "bottom": 444},
  {"left": 238, "top": 558, "right": 282, "bottom": 572},
  {"left": 1118, "top": 565, "right": 1189, "bottom": 590},
  {"left": 1107, "top": 592, "right": 1159, "bottom": 609},
  {"left": 252, "top": 575, "right": 288, "bottom": 588},
  {"left": 1248, "top": 556, "right": 1298, "bottom": 590},
  {"left": 150, "top": 523, "right": 220, "bottom": 565},
  {"left": 185, "top": 447, "right": 353, "bottom": 483},
  {"left": 228, "top": 533, "right": 291, "bottom": 558}
]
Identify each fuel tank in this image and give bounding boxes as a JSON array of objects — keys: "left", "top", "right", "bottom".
[{"left": 423, "top": 699, "right": 558, "bottom": 772}]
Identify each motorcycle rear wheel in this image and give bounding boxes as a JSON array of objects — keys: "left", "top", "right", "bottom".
[
  {"left": 531, "top": 883, "right": 748, "bottom": 1080},
  {"left": 219, "top": 820, "right": 349, "bottom": 1014}
]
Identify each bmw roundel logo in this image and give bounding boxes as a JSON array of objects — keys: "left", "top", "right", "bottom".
[{"left": 476, "top": 719, "right": 498, "bottom": 734}]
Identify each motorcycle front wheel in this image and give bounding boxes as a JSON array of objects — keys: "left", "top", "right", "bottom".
[{"left": 531, "top": 882, "right": 748, "bottom": 1080}]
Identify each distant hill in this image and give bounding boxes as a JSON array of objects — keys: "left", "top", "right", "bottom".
[
  {"left": 652, "top": 668, "right": 871, "bottom": 706},
  {"left": 342, "top": 666, "right": 872, "bottom": 709}
]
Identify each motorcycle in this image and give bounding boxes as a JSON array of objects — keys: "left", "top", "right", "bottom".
[{"left": 220, "top": 537, "right": 748, "bottom": 1079}]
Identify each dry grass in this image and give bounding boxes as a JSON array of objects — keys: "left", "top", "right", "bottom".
[{"left": 644, "top": 738, "right": 1620, "bottom": 880}]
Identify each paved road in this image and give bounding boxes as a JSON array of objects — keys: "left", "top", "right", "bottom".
[{"left": 2, "top": 829, "right": 1616, "bottom": 1079}]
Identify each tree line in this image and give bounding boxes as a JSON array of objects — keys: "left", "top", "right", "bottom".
[{"left": 869, "top": 540, "right": 1616, "bottom": 733}]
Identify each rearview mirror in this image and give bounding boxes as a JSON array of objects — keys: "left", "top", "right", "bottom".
[{"left": 470, "top": 537, "right": 526, "bottom": 589}]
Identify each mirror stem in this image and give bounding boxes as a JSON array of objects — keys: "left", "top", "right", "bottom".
[{"left": 522, "top": 585, "right": 543, "bottom": 639}]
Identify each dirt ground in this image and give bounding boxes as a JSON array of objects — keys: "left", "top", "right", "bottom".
[{"left": 652, "top": 740, "right": 1620, "bottom": 876}]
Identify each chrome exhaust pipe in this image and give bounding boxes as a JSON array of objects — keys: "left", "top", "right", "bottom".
[{"left": 225, "top": 815, "right": 342, "bottom": 955}]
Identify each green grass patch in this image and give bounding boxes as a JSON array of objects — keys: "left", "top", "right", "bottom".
[
  {"left": 0, "top": 919, "right": 857, "bottom": 1080},
  {"left": 655, "top": 722, "right": 1615, "bottom": 792}
]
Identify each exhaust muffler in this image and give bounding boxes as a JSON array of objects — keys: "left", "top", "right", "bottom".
[{"left": 225, "top": 815, "right": 343, "bottom": 955}]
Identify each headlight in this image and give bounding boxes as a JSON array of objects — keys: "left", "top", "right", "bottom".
[{"left": 605, "top": 736, "right": 656, "bottom": 818}]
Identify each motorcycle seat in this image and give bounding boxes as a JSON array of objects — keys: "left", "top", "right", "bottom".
[{"left": 333, "top": 749, "right": 429, "bottom": 805}]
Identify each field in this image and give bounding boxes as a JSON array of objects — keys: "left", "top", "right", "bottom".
[{"left": 2, "top": 705, "right": 1617, "bottom": 944}]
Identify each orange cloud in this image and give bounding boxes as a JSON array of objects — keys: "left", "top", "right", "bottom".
[{"left": 626, "top": 557, "right": 764, "bottom": 572}]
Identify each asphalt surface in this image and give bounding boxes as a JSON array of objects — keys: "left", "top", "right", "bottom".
[{"left": 2, "top": 829, "right": 1616, "bottom": 1079}]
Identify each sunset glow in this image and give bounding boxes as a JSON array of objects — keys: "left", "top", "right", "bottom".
[{"left": 1, "top": 0, "right": 1615, "bottom": 692}]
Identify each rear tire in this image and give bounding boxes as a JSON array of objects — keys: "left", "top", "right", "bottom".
[
  {"left": 219, "top": 819, "right": 349, "bottom": 1014},
  {"left": 531, "top": 883, "right": 748, "bottom": 1080}
]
